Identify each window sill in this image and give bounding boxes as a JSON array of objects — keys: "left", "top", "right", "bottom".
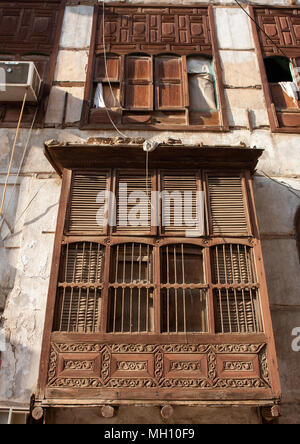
[
  {"left": 51, "top": 331, "right": 267, "bottom": 344},
  {"left": 80, "top": 123, "right": 229, "bottom": 132}
]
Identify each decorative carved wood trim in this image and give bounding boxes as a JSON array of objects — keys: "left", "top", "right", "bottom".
[
  {"left": 45, "top": 341, "right": 272, "bottom": 396},
  {"left": 253, "top": 6, "right": 300, "bottom": 58},
  {"left": 96, "top": 5, "right": 212, "bottom": 55}
]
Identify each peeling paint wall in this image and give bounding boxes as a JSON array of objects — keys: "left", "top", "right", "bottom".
[{"left": 0, "top": 1, "right": 299, "bottom": 424}]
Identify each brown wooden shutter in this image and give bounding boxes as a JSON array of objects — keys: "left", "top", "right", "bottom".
[
  {"left": 66, "top": 172, "right": 110, "bottom": 234},
  {"left": 114, "top": 171, "right": 155, "bottom": 234},
  {"left": 123, "top": 55, "right": 153, "bottom": 110},
  {"left": 206, "top": 174, "right": 250, "bottom": 235},
  {"left": 160, "top": 173, "right": 202, "bottom": 235},
  {"left": 94, "top": 54, "right": 120, "bottom": 82},
  {"left": 155, "top": 55, "right": 187, "bottom": 110},
  {"left": 93, "top": 54, "right": 121, "bottom": 109}
]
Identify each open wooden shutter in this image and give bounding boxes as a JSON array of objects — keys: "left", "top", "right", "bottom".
[
  {"left": 94, "top": 54, "right": 120, "bottom": 82},
  {"left": 93, "top": 54, "right": 121, "bottom": 109},
  {"left": 123, "top": 55, "right": 153, "bottom": 110},
  {"left": 160, "top": 173, "right": 202, "bottom": 235},
  {"left": 114, "top": 171, "right": 155, "bottom": 234},
  {"left": 206, "top": 174, "right": 250, "bottom": 236},
  {"left": 66, "top": 172, "right": 110, "bottom": 234},
  {"left": 155, "top": 55, "right": 187, "bottom": 110}
]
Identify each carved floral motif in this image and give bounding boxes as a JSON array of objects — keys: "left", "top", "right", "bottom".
[
  {"left": 117, "top": 361, "right": 148, "bottom": 371},
  {"left": 170, "top": 361, "right": 202, "bottom": 372},
  {"left": 64, "top": 360, "right": 94, "bottom": 371},
  {"left": 223, "top": 361, "right": 254, "bottom": 372}
]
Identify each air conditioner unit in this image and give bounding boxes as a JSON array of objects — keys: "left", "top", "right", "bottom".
[{"left": 0, "top": 61, "right": 42, "bottom": 103}]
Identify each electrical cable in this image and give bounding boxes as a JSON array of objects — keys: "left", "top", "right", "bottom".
[
  {"left": 101, "top": 0, "right": 127, "bottom": 138},
  {"left": 0, "top": 105, "right": 38, "bottom": 231},
  {"left": 0, "top": 91, "right": 27, "bottom": 218},
  {"left": 101, "top": 2, "right": 159, "bottom": 223},
  {"left": 233, "top": 0, "right": 290, "bottom": 60}
]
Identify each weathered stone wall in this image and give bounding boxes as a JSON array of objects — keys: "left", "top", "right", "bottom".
[{"left": 0, "top": 2, "right": 299, "bottom": 424}]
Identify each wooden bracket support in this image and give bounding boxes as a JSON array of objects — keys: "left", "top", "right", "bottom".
[
  {"left": 261, "top": 405, "right": 282, "bottom": 423},
  {"left": 101, "top": 405, "right": 115, "bottom": 418},
  {"left": 31, "top": 406, "right": 44, "bottom": 422}
]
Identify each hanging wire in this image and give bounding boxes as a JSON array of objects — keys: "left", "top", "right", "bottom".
[
  {"left": 233, "top": 0, "right": 290, "bottom": 60},
  {"left": 101, "top": 0, "right": 127, "bottom": 138},
  {"left": 0, "top": 91, "right": 27, "bottom": 218},
  {"left": 0, "top": 105, "right": 38, "bottom": 231}
]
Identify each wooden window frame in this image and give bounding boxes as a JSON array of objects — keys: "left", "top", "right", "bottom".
[
  {"left": 80, "top": 4, "right": 229, "bottom": 132},
  {"left": 250, "top": 6, "right": 300, "bottom": 133},
  {"left": 204, "top": 170, "right": 253, "bottom": 237},
  {"left": 46, "top": 168, "right": 266, "bottom": 339},
  {"left": 112, "top": 169, "right": 157, "bottom": 236},
  {"left": 0, "top": 0, "right": 65, "bottom": 129}
]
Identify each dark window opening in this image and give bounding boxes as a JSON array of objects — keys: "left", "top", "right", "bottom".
[{"left": 264, "top": 56, "right": 293, "bottom": 83}]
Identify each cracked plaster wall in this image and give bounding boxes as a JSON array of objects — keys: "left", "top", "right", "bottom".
[{"left": 0, "top": 2, "right": 299, "bottom": 424}]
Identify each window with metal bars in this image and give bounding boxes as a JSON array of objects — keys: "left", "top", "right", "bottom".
[
  {"left": 107, "top": 243, "right": 154, "bottom": 333},
  {"left": 54, "top": 242, "right": 104, "bottom": 333},
  {"left": 52, "top": 169, "right": 264, "bottom": 336},
  {"left": 160, "top": 244, "right": 207, "bottom": 333},
  {"left": 211, "top": 244, "right": 263, "bottom": 334}
]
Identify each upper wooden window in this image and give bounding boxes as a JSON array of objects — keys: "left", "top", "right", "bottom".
[
  {"left": 0, "top": 0, "right": 64, "bottom": 128},
  {"left": 251, "top": 6, "right": 300, "bottom": 133},
  {"left": 82, "top": 4, "right": 228, "bottom": 131}
]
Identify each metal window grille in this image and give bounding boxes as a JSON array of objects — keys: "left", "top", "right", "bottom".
[
  {"left": 107, "top": 243, "right": 154, "bottom": 333},
  {"left": 211, "top": 244, "right": 263, "bottom": 333},
  {"left": 160, "top": 244, "right": 208, "bottom": 333},
  {"left": 54, "top": 242, "right": 104, "bottom": 332}
]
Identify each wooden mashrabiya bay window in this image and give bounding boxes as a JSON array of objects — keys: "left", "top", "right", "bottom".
[
  {"left": 35, "top": 143, "right": 281, "bottom": 408},
  {"left": 81, "top": 4, "right": 228, "bottom": 131}
]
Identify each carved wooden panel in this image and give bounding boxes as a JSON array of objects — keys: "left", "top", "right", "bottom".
[
  {"left": 46, "top": 342, "right": 271, "bottom": 396},
  {"left": 0, "top": 2, "right": 61, "bottom": 54},
  {"left": 96, "top": 5, "right": 212, "bottom": 55},
  {"left": 254, "top": 8, "right": 300, "bottom": 57}
]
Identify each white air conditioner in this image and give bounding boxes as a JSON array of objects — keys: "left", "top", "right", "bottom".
[{"left": 0, "top": 61, "right": 42, "bottom": 103}]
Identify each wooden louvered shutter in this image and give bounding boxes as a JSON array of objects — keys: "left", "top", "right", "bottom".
[
  {"left": 114, "top": 171, "right": 155, "bottom": 234},
  {"left": 206, "top": 174, "right": 250, "bottom": 236},
  {"left": 211, "top": 243, "right": 262, "bottom": 334},
  {"left": 160, "top": 172, "right": 203, "bottom": 235},
  {"left": 66, "top": 172, "right": 110, "bottom": 234},
  {"left": 155, "top": 55, "right": 187, "bottom": 110},
  {"left": 123, "top": 55, "right": 153, "bottom": 110}
]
